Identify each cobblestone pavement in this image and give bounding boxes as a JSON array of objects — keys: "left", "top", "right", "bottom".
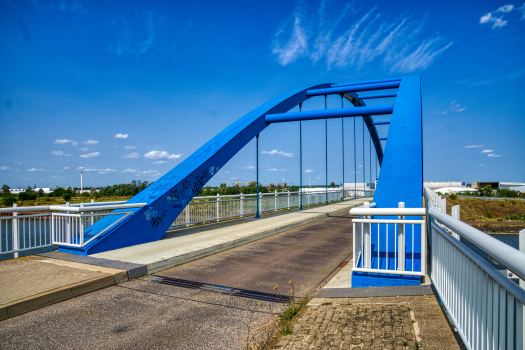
[{"left": 274, "top": 295, "right": 461, "bottom": 350}]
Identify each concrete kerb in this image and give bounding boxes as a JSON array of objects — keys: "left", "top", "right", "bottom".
[{"left": 0, "top": 274, "right": 115, "bottom": 321}]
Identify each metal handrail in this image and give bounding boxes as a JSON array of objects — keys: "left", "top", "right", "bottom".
[
  {"left": 48, "top": 203, "right": 146, "bottom": 212},
  {"left": 350, "top": 207, "right": 425, "bottom": 216},
  {"left": 425, "top": 189, "right": 525, "bottom": 281}
]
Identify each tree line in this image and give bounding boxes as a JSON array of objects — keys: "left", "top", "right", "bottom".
[{"left": 0, "top": 180, "right": 339, "bottom": 206}]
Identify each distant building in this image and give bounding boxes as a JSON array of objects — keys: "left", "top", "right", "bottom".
[
  {"left": 434, "top": 186, "right": 477, "bottom": 194},
  {"left": 9, "top": 187, "right": 54, "bottom": 194},
  {"left": 424, "top": 181, "right": 465, "bottom": 189},
  {"left": 472, "top": 182, "right": 525, "bottom": 190}
]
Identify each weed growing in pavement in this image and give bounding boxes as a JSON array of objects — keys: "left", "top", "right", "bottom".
[{"left": 244, "top": 280, "right": 311, "bottom": 349}]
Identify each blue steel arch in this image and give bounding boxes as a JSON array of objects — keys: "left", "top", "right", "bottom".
[
  {"left": 62, "top": 83, "right": 332, "bottom": 255},
  {"left": 61, "top": 76, "right": 420, "bottom": 257}
]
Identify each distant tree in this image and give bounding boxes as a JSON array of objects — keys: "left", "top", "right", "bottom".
[
  {"left": 37, "top": 188, "right": 45, "bottom": 197},
  {"left": 329, "top": 182, "right": 336, "bottom": 188},
  {"left": 1, "top": 184, "right": 10, "bottom": 196},
  {"left": 288, "top": 185, "right": 299, "bottom": 192},
  {"left": 63, "top": 193, "right": 72, "bottom": 201},
  {"left": 18, "top": 186, "right": 37, "bottom": 201},
  {"left": 1, "top": 195, "right": 17, "bottom": 206}
]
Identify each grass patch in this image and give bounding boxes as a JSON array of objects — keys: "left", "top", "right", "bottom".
[{"left": 444, "top": 197, "right": 525, "bottom": 222}]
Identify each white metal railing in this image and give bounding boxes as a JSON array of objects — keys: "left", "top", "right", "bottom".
[
  {"left": 425, "top": 188, "right": 525, "bottom": 350},
  {"left": 170, "top": 188, "right": 374, "bottom": 228},
  {"left": 0, "top": 188, "right": 374, "bottom": 258},
  {"left": 350, "top": 202, "right": 426, "bottom": 277},
  {"left": 0, "top": 200, "right": 146, "bottom": 257}
]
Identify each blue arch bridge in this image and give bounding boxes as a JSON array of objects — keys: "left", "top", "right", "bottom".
[{"left": 1, "top": 75, "right": 524, "bottom": 349}]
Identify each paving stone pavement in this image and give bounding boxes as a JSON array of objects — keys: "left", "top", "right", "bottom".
[{"left": 274, "top": 295, "right": 461, "bottom": 350}]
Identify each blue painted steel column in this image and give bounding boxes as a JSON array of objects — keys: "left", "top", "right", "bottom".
[
  {"left": 299, "top": 103, "right": 303, "bottom": 210},
  {"left": 369, "top": 135, "right": 372, "bottom": 186},
  {"left": 341, "top": 95, "right": 344, "bottom": 201},
  {"left": 325, "top": 95, "right": 328, "bottom": 205},
  {"left": 255, "top": 134, "right": 260, "bottom": 218},
  {"left": 353, "top": 74, "right": 423, "bottom": 288},
  {"left": 362, "top": 119, "right": 365, "bottom": 192},
  {"left": 354, "top": 116, "right": 356, "bottom": 199}
]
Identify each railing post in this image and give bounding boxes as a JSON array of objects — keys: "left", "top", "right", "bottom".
[
  {"left": 12, "top": 204, "right": 19, "bottom": 258},
  {"left": 240, "top": 193, "right": 244, "bottom": 218},
  {"left": 363, "top": 202, "right": 371, "bottom": 269},
  {"left": 519, "top": 229, "right": 525, "bottom": 288},
  {"left": 397, "top": 202, "right": 405, "bottom": 271},
  {"left": 185, "top": 203, "right": 189, "bottom": 227},
  {"left": 90, "top": 199, "right": 94, "bottom": 225},
  {"left": 274, "top": 190, "right": 277, "bottom": 212},
  {"left": 65, "top": 202, "right": 71, "bottom": 244},
  {"left": 79, "top": 203, "right": 85, "bottom": 246},
  {"left": 216, "top": 193, "right": 220, "bottom": 222},
  {"left": 287, "top": 190, "right": 290, "bottom": 209},
  {"left": 451, "top": 205, "right": 460, "bottom": 240}
]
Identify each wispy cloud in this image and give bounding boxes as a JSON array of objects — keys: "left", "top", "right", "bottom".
[
  {"left": 110, "top": 11, "right": 167, "bottom": 58},
  {"left": 52, "top": 151, "right": 72, "bottom": 156},
  {"left": 305, "top": 169, "right": 314, "bottom": 173},
  {"left": 144, "top": 150, "right": 181, "bottom": 159},
  {"left": 124, "top": 152, "right": 140, "bottom": 159},
  {"left": 122, "top": 169, "right": 137, "bottom": 173},
  {"left": 0, "top": 166, "right": 10, "bottom": 170},
  {"left": 480, "top": 3, "right": 523, "bottom": 29},
  {"left": 481, "top": 149, "right": 493, "bottom": 153},
  {"left": 464, "top": 145, "right": 483, "bottom": 148},
  {"left": 262, "top": 149, "right": 294, "bottom": 157},
  {"left": 27, "top": 168, "right": 44, "bottom": 172},
  {"left": 152, "top": 161, "right": 167, "bottom": 165},
  {"left": 478, "top": 164, "right": 485, "bottom": 166},
  {"left": 83, "top": 140, "right": 99, "bottom": 145},
  {"left": 435, "top": 100, "right": 466, "bottom": 114},
  {"left": 80, "top": 167, "right": 116, "bottom": 174},
  {"left": 115, "top": 133, "right": 129, "bottom": 139},
  {"left": 124, "top": 145, "right": 136, "bottom": 149},
  {"left": 54, "top": 139, "right": 78, "bottom": 146},
  {"left": 243, "top": 166, "right": 256, "bottom": 170},
  {"left": 64, "top": 167, "right": 70, "bottom": 169},
  {"left": 271, "top": 3, "right": 452, "bottom": 73},
  {"left": 79, "top": 147, "right": 89, "bottom": 151},
  {"left": 79, "top": 152, "right": 101, "bottom": 158},
  {"left": 488, "top": 153, "right": 502, "bottom": 157},
  {"left": 268, "top": 168, "right": 287, "bottom": 171}
]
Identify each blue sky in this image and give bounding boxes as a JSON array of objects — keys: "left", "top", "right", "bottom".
[{"left": 0, "top": 0, "right": 524, "bottom": 189}]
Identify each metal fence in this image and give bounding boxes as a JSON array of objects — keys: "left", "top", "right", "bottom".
[
  {"left": 0, "top": 201, "right": 145, "bottom": 257},
  {"left": 170, "top": 189, "right": 373, "bottom": 228},
  {"left": 1, "top": 188, "right": 374, "bottom": 258},
  {"left": 425, "top": 188, "right": 525, "bottom": 350},
  {"left": 350, "top": 202, "right": 426, "bottom": 277}
]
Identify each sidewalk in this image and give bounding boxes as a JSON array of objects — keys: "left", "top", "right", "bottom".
[
  {"left": 273, "top": 262, "right": 461, "bottom": 349},
  {"left": 0, "top": 198, "right": 369, "bottom": 321}
]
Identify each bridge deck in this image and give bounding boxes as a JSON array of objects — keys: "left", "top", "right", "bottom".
[{"left": 92, "top": 198, "right": 370, "bottom": 273}]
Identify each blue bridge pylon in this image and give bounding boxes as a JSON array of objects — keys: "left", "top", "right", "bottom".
[{"left": 60, "top": 75, "right": 423, "bottom": 287}]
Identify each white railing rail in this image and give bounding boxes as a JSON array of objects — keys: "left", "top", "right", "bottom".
[
  {"left": 350, "top": 202, "right": 426, "bottom": 277},
  {"left": 0, "top": 201, "right": 146, "bottom": 256},
  {"left": 1, "top": 189, "right": 374, "bottom": 257},
  {"left": 425, "top": 188, "right": 525, "bottom": 350}
]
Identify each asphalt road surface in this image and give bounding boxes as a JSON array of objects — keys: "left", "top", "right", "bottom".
[{"left": 0, "top": 211, "right": 355, "bottom": 350}]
